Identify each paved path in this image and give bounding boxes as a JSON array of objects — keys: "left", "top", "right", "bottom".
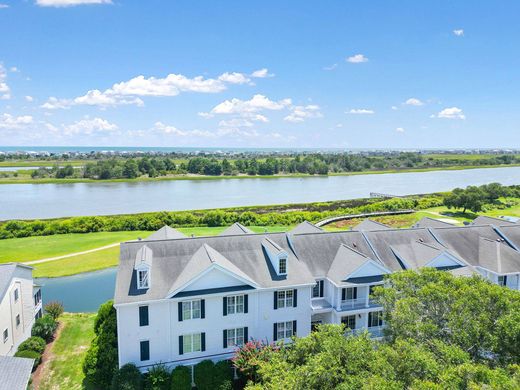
[{"left": 24, "top": 243, "right": 119, "bottom": 265}]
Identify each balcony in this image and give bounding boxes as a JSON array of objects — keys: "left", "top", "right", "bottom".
[
  {"left": 311, "top": 298, "right": 333, "bottom": 313},
  {"left": 339, "top": 298, "right": 367, "bottom": 311},
  {"left": 367, "top": 326, "right": 384, "bottom": 338}
]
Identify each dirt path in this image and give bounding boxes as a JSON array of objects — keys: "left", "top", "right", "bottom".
[
  {"left": 24, "top": 243, "right": 119, "bottom": 265},
  {"left": 32, "top": 321, "right": 65, "bottom": 390}
]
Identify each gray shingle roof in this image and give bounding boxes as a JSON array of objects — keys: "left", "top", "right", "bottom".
[
  {"left": 389, "top": 240, "right": 448, "bottom": 269},
  {"left": 0, "top": 263, "right": 33, "bottom": 302},
  {"left": 477, "top": 237, "right": 520, "bottom": 273},
  {"left": 470, "top": 215, "right": 516, "bottom": 226},
  {"left": 219, "top": 223, "right": 254, "bottom": 236},
  {"left": 290, "top": 221, "right": 323, "bottom": 235},
  {"left": 146, "top": 226, "right": 187, "bottom": 240},
  {"left": 351, "top": 219, "right": 391, "bottom": 231},
  {"left": 0, "top": 356, "right": 34, "bottom": 390},
  {"left": 413, "top": 217, "right": 454, "bottom": 228},
  {"left": 326, "top": 244, "right": 380, "bottom": 285}
]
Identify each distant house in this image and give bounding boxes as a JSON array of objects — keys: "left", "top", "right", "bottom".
[
  {"left": 114, "top": 221, "right": 520, "bottom": 371},
  {"left": 0, "top": 355, "right": 34, "bottom": 390},
  {"left": 0, "top": 263, "right": 42, "bottom": 357}
]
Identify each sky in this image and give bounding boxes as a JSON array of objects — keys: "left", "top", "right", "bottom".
[{"left": 0, "top": 0, "right": 519, "bottom": 149}]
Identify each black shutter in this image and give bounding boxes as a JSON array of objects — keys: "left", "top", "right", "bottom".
[
  {"left": 223, "top": 296, "right": 228, "bottom": 316},
  {"left": 139, "top": 306, "right": 149, "bottom": 327},
  {"left": 179, "top": 335, "right": 183, "bottom": 355},
  {"left": 201, "top": 333, "right": 206, "bottom": 352},
  {"left": 201, "top": 299, "right": 205, "bottom": 319},
  {"left": 319, "top": 280, "right": 324, "bottom": 297},
  {"left": 273, "top": 323, "right": 278, "bottom": 341},
  {"left": 244, "top": 294, "right": 248, "bottom": 313},
  {"left": 223, "top": 330, "right": 227, "bottom": 348},
  {"left": 293, "top": 320, "right": 297, "bottom": 336},
  {"left": 178, "top": 302, "right": 183, "bottom": 322},
  {"left": 353, "top": 287, "right": 358, "bottom": 300},
  {"left": 273, "top": 291, "right": 278, "bottom": 310},
  {"left": 341, "top": 288, "right": 346, "bottom": 301},
  {"left": 293, "top": 289, "right": 298, "bottom": 307},
  {"left": 140, "top": 340, "right": 150, "bottom": 361},
  {"left": 244, "top": 327, "right": 248, "bottom": 343}
]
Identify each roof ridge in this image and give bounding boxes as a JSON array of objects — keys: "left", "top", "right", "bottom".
[{"left": 339, "top": 243, "right": 370, "bottom": 259}]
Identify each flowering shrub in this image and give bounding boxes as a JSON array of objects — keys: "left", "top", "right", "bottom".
[{"left": 232, "top": 340, "right": 279, "bottom": 382}]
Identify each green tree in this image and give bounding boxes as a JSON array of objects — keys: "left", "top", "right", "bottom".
[{"left": 123, "top": 159, "right": 140, "bottom": 179}]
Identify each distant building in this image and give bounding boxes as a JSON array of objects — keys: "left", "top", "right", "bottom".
[
  {"left": 114, "top": 222, "right": 520, "bottom": 371},
  {"left": 0, "top": 263, "right": 42, "bottom": 357}
]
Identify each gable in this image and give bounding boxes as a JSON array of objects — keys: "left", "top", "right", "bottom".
[
  {"left": 182, "top": 266, "right": 250, "bottom": 292},
  {"left": 426, "top": 252, "right": 464, "bottom": 269},
  {"left": 348, "top": 260, "right": 389, "bottom": 279}
]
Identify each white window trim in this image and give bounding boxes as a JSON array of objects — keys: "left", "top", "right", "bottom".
[
  {"left": 182, "top": 300, "right": 201, "bottom": 321},
  {"left": 137, "top": 269, "right": 150, "bottom": 289},
  {"left": 277, "top": 290, "right": 294, "bottom": 309},
  {"left": 276, "top": 321, "right": 294, "bottom": 340},
  {"left": 278, "top": 257, "right": 287, "bottom": 275},
  {"left": 14, "top": 288, "right": 19, "bottom": 302},
  {"left": 226, "top": 327, "right": 245, "bottom": 347},
  {"left": 183, "top": 333, "right": 202, "bottom": 354},
  {"left": 226, "top": 295, "right": 244, "bottom": 315}
]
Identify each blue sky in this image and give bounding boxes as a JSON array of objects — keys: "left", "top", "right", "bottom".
[{"left": 0, "top": 0, "right": 519, "bottom": 148}]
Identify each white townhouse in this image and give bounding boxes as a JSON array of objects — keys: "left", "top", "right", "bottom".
[
  {"left": 0, "top": 263, "right": 42, "bottom": 357},
  {"left": 114, "top": 220, "right": 520, "bottom": 371}
]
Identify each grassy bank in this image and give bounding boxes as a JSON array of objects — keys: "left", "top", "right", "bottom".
[
  {"left": 38, "top": 313, "right": 96, "bottom": 390},
  {"left": 1, "top": 163, "right": 520, "bottom": 184}
]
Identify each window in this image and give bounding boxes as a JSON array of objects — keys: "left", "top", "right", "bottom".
[
  {"left": 277, "top": 290, "right": 294, "bottom": 308},
  {"left": 498, "top": 275, "right": 508, "bottom": 286},
  {"left": 137, "top": 269, "right": 149, "bottom": 289},
  {"left": 368, "top": 311, "right": 383, "bottom": 328},
  {"left": 341, "top": 315, "right": 356, "bottom": 330},
  {"left": 14, "top": 288, "right": 19, "bottom": 302},
  {"left": 140, "top": 340, "right": 150, "bottom": 361},
  {"left": 342, "top": 287, "right": 357, "bottom": 301},
  {"left": 34, "top": 290, "right": 41, "bottom": 306},
  {"left": 3, "top": 329, "right": 8, "bottom": 343},
  {"left": 183, "top": 333, "right": 202, "bottom": 353},
  {"left": 279, "top": 257, "right": 287, "bottom": 274},
  {"left": 16, "top": 314, "right": 20, "bottom": 328},
  {"left": 227, "top": 295, "right": 244, "bottom": 315},
  {"left": 139, "top": 306, "right": 149, "bottom": 327},
  {"left": 276, "top": 321, "right": 294, "bottom": 340},
  {"left": 226, "top": 327, "right": 245, "bottom": 347},
  {"left": 312, "top": 280, "right": 324, "bottom": 298},
  {"left": 182, "top": 300, "right": 201, "bottom": 320}
]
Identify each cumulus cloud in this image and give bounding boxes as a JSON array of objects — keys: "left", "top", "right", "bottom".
[
  {"left": 0, "top": 64, "right": 10, "bottom": 100},
  {"left": 63, "top": 117, "right": 118, "bottom": 135},
  {"left": 348, "top": 108, "right": 374, "bottom": 115},
  {"left": 210, "top": 94, "right": 292, "bottom": 115},
  {"left": 36, "top": 0, "right": 112, "bottom": 7},
  {"left": 0, "top": 113, "right": 33, "bottom": 129},
  {"left": 453, "top": 29, "right": 464, "bottom": 37},
  {"left": 404, "top": 98, "right": 424, "bottom": 106},
  {"left": 284, "top": 105, "right": 322, "bottom": 123},
  {"left": 25, "top": 96, "right": 34, "bottom": 102},
  {"left": 346, "top": 54, "right": 368, "bottom": 63},
  {"left": 218, "top": 72, "right": 251, "bottom": 85},
  {"left": 154, "top": 122, "right": 214, "bottom": 138},
  {"left": 395, "top": 127, "right": 405, "bottom": 133},
  {"left": 436, "top": 107, "right": 466, "bottom": 120},
  {"left": 250, "top": 68, "right": 273, "bottom": 78}
]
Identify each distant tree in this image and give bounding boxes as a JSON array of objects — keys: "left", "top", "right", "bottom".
[
  {"left": 443, "top": 186, "right": 486, "bottom": 213},
  {"left": 123, "top": 159, "right": 140, "bottom": 179}
]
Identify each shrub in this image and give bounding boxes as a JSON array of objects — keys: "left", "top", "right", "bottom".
[
  {"left": 44, "top": 301, "right": 64, "bottom": 320},
  {"left": 170, "top": 365, "right": 191, "bottom": 390},
  {"left": 17, "top": 336, "right": 46, "bottom": 354},
  {"left": 111, "top": 363, "right": 143, "bottom": 390},
  {"left": 14, "top": 350, "right": 41, "bottom": 370},
  {"left": 31, "top": 314, "right": 58, "bottom": 342},
  {"left": 144, "top": 364, "right": 170, "bottom": 390},
  {"left": 194, "top": 360, "right": 215, "bottom": 390},
  {"left": 214, "top": 360, "right": 233, "bottom": 388}
]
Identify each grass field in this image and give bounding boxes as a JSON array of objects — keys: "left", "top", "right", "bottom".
[{"left": 38, "top": 313, "right": 96, "bottom": 390}]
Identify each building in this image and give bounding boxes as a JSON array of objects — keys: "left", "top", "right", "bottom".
[
  {"left": 0, "top": 263, "right": 42, "bottom": 357},
  {"left": 0, "top": 356, "right": 35, "bottom": 390},
  {"left": 114, "top": 222, "right": 520, "bottom": 371}
]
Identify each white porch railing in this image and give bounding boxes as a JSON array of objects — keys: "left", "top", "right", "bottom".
[{"left": 340, "top": 298, "right": 367, "bottom": 311}]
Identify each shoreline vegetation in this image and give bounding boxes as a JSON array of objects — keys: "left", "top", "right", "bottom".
[{"left": 1, "top": 152, "right": 520, "bottom": 184}]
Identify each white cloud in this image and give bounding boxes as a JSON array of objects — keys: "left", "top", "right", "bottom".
[
  {"left": 404, "top": 98, "right": 424, "bottom": 106},
  {"left": 9, "top": 67, "right": 19, "bottom": 73},
  {"left": 63, "top": 117, "right": 118, "bottom": 135},
  {"left": 25, "top": 96, "right": 34, "bottom": 102},
  {"left": 218, "top": 118, "right": 254, "bottom": 128},
  {"left": 348, "top": 108, "right": 375, "bottom": 115},
  {"left": 217, "top": 72, "right": 251, "bottom": 85},
  {"left": 391, "top": 106, "right": 398, "bottom": 110},
  {"left": 284, "top": 105, "right": 322, "bottom": 123},
  {"left": 250, "top": 68, "right": 273, "bottom": 78},
  {"left": 0, "top": 113, "right": 33, "bottom": 129},
  {"left": 346, "top": 54, "right": 368, "bottom": 63},
  {"left": 396, "top": 127, "right": 405, "bottom": 133},
  {"left": 436, "top": 107, "right": 466, "bottom": 120},
  {"left": 323, "top": 63, "right": 338, "bottom": 71},
  {"left": 0, "top": 64, "right": 10, "bottom": 100},
  {"left": 73, "top": 89, "right": 144, "bottom": 107},
  {"left": 154, "top": 122, "right": 214, "bottom": 138},
  {"left": 211, "top": 94, "right": 292, "bottom": 115},
  {"left": 453, "top": 29, "right": 464, "bottom": 37},
  {"left": 36, "top": 0, "right": 112, "bottom": 7},
  {"left": 41, "top": 97, "right": 71, "bottom": 110},
  {"left": 0, "top": 4, "right": 9, "bottom": 8}
]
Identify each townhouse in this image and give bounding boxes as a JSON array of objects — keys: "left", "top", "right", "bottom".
[
  {"left": 0, "top": 263, "right": 42, "bottom": 357},
  {"left": 114, "top": 220, "right": 520, "bottom": 370}
]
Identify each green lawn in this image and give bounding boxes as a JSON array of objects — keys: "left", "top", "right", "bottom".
[{"left": 38, "top": 313, "right": 96, "bottom": 390}]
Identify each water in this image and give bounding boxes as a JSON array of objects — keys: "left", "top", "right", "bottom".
[
  {"left": 36, "top": 267, "right": 117, "bottom": 312},
  {"left": 2, "top": 166, "right": 520, "bottom": 220},
  {"left": 0, "top": 166, "right": 39, "bottom": 172}
]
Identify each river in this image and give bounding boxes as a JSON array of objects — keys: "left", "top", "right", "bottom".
[{"left": 3, "top": 166, "right": 520, "bottom": 220}]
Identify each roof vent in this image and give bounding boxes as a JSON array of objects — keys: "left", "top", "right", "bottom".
[
  {"left": 352, "top": 243, "right": 357, "bottom": 248},
  {"left": 419, "top": 238, "right": 424, "bottom": 242}
]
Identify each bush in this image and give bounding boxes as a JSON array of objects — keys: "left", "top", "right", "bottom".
[
  {"left": 111, "top": 363, "right": 143, "bottom": 390},
  {"left": 17, "top": 336, "right": 46, "bottom": 354},
  {"left": 145, "top": 364, "right": 170, "bottom": 390},
  {"left": 44, "top": 301, "right": 64, "bottom": 320},
  {"left": 194, "top": 360, "right": 215, "bottom": 390},
  {"left": 31, "top": 314, "right": 58, "bottom": 342},
  {"left": 214, "top": 360, "right": 233, "bottom": 388},
  {"left": 170, "top": 365, "right": 191, "bottom": 390},
  {"left": 14, "top": 350, "right": 42, "bottom": 370}
]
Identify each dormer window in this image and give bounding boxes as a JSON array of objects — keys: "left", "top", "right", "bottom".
[
  {"left": 137, "top": 269, "right": 149, "bottom": 289},
  {"left": 279, "top": 257, "right": 287, "bottom": 275}
]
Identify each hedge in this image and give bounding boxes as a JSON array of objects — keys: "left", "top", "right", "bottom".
[
  {"left": 14, "top": 350, "right": 41, "bottom": 370},
  {"left": 31, "top": 314, "right": 58, "bottom": 342},
  {"left": 111, "top": 363, "right": 143, "bottom": 390},
  {"left": 17, "top": 336, "right": 46, "bottom": 354},
  {"left": 170, "top": 365, "right": 191, "bottom": 390}
]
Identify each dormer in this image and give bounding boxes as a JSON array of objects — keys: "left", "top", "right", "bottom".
[
  {"left": 134, "top": 245, "right": 153, "bottom": 290},
  {"left": 262, "top": 238, "right": 289, "bottom": 276}
]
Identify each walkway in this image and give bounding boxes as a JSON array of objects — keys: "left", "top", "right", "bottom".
[{"left": 23, "top": 243, "right": 119, "bottom": 265}]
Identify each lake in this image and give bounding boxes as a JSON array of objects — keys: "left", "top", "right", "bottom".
[{"left": 3, "top": 166, "right": 520, "bottom": 220}]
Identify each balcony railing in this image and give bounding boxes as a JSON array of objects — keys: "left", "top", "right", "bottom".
[
  {"left": 367, "top": 326, "right": 384, "bottom": 338},
  {"left": 340, "top": 298, "right": 367, "bottom": 311}
]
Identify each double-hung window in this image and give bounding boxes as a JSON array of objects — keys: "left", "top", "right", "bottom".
[
  {"left": 498, "top": 275, "right": 507, "bottom": 286},
  {"left": 2, "top": 329, "right": 8, "bottom": 343},
  {"left": 183, "top": 333, "right": 202, "bottom": 353},
  {"left": 137, "top": 269, "right": 149, "bottom": 289},
  {"left": 342, "top": 287, "right": 357, "bottom": 301},
  {"left": 312, "top": 280, "right": 324, "bottom": 298},
  {"left": 182, "top": 300, "right": 201, "bottom": 320},
  {"left": 279, "top": 257, "right": 287, "bottom": 274},
  {"left": 368, "top": 311, "right": 383, "bottom": 328},
  {"left": 341, "top": 315, "right": 356, "bottom": 330},
  {"left": 275, "top": 321, "right": 294, "bottom": 340},
  {"left": 277, "top": 290, "right": 293, "bottom": 308},
  {"left": 14, "top": 288, "right": 19, "bottom": 302},
  {"left": 227, "top": 295, "right": 244, "bottom": 315},
  {"left": 226, "top": 327, "right": 245, "bottom": 347}
]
